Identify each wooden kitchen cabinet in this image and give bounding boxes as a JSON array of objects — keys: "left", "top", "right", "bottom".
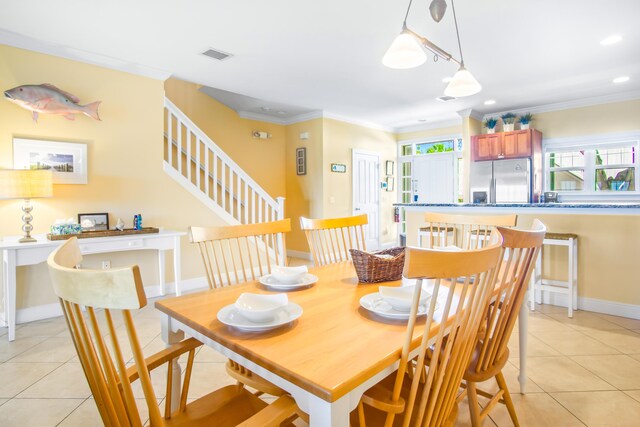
[{"left": 472, "top": 129, "right": 542, "bottom": 161}]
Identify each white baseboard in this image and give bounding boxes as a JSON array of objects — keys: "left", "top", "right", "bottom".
[
  {"left": 287, "top": 250, "right": 312, "bottom": 261},
  {"left": 534, "top": 290, "right": 640, "bottom": 320},
  {"left": 7, "top": 277, "right": 212, "bottom": 325}
]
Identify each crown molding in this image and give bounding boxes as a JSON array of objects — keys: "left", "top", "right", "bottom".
[
  {"left": 321, "top": 112, "right": 395, "bottom": 133},
  {"left": 482, "top": 90, "right": 640, "bottom": 120},
  {"left": 394, "top": 118, "right": 462, "bottom": 134},
  {"left": 0, "top": 30, "right": 171, "bottom": 81},
  {"left": 237, "top": 110, "right": 288, "bottom": 124},
  {"left": 282, "top": 110, "right": 324, "bottom": 125},
  {"left": 457, "top": 108, "right": 483, "bottom": 121}
]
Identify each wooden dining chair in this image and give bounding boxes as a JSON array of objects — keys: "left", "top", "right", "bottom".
[
  {"left": 190, "top": 218, "right": 291, "bottom": 289},
  {"left": 300, "top": 213, "right": 368, "bottom": 266},
  {"left": 462, "top": 219, "right": 546, "bottom": 427},
  {"left": 351, "top": 232, "right": 503, "bottom": 427},
  {"left": 47, "top": 237, "right": 298, "bottom": 427},
  {"left": 189, "top": 218, "right": 291, "bottom": 397},
  {"left": 421, "top": 212, "right": 517, "bottom": 250}
]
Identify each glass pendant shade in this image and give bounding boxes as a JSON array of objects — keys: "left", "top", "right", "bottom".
[
  {"left": 382, "top": 32, "right": 427, "bottom": 69},
  {"left": 444, "top": 66, "right": 482, "bottom": 97}
]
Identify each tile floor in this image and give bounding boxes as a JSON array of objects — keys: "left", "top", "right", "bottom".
[{"left": 1, "top": 282, "right": 640, "bottom": 425}]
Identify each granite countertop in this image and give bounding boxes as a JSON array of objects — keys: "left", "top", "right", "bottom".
[{"left": 393, "top": 202, "right": 640, "bottom": 209}]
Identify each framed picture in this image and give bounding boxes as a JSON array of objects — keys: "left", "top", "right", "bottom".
[
  {"left": 385, "top": 160, "right": 395, "bottom": 176},
  {"left": 78, "top": 213, "right": 109, "bottom": 231},
  {"left": 296, "top": 147, "right": 306, "bottom": 175},
  {"left": 385, "top": 176, "right": 395, "bottom": 192},
  {"left": 13, "top": 138, "right": 88, "bottom": 184},
  {"left": 331, "top": 163, "right": 346, "bottom": 173}
]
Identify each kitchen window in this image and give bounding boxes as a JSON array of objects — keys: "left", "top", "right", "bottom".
[{"left": 545, "top": 133, "right": 639, "bottom": 200}]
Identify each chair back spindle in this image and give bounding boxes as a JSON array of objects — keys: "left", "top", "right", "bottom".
[
  {"left": 300, "top": 214, "right": 368, "bottom": 266},
  {"left": 189, "top": 219, "right": 291, "bottom": 289},
  {"left": 422, "top": 212, "right": 517, "bottom": 250}
]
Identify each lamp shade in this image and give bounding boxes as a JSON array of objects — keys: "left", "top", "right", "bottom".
[
  {"left": 382, "top": 32, "right": 427, "bottom": 69},
  {"left": 0, "top": 169, "right": 53, "bottom": 199},
  {"left": 444, "top": 66, "right": 482, "bottom": 97}
]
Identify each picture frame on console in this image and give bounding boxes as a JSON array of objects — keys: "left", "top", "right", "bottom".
[{"left": 78, "top": 213, "right": 109, "bottom": 231}]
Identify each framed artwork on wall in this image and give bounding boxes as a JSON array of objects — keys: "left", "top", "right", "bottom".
[
  {"left": 385, "top": 160, "right": 395, "bottom": 176},
  {"left": 296, "top": 147, "right": 306, "bottom": 175},
  {"left": 78, "top": 213, "right": 109, "bottom": 231},
  {"left": 385, "top": 176, "right": 395, "bottom": 192},
  {"left": 13, "top": 138, "right": 88, "bottom": 184}
]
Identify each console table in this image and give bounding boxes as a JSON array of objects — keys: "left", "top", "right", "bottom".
[{"left": 1, "top": 229, "right": 185, "bottom": 341}]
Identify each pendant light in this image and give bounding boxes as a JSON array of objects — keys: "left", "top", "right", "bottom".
[{"left": 383, "top": 0, "right": 481, "bottom": 97}]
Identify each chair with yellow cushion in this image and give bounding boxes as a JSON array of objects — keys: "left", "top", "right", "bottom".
[{"left": 47, "top": 237, "right": 299, "bottom": 427}]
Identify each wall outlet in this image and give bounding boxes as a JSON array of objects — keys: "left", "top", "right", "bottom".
[{"left": 101, "top": 260, "right": 111, "bottom": 270}]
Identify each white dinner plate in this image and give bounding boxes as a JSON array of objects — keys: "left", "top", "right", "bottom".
[
  {"left": 217, "top": 302, "right": 303, "bottom": 332},
  {"left": 360, "top": 289, "right": 445, "bottom": 320},
  {"left": 259, "top": 273, "right": 319, "bottom": 290}
]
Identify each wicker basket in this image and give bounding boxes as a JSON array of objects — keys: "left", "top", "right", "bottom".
[{"left": 349, "top": 247, "right": 405, "bottom": 283}]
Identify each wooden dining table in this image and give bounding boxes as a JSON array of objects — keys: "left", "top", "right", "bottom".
[{"left": 156, "top": 261, "right": 530, "bottom": 427}]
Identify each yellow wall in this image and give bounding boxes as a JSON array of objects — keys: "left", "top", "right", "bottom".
[
  {"left": 404, "top": 209, "right": 640, "bottom": 306},
  {"left": 0, "top": 45, "right": 230, "bottom": 309},
  {"left": 530, "top": 99, "right": 640, "bottom": 139},
  {"left": 396, "top": 124, "right": 463, "bottom": 142},
  {"left": 284, "top": 119, "right": 324, "bottom": 252},
  {"left": 322, "top": 118, "right": 398, "bottom": 245},
  {"left": 164, "top": 78, "right": 286, "bottom": 198}
]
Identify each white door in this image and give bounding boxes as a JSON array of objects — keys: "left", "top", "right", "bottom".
[
  {"left": 413, "top": 153, "right": 455, "bottom": 203},
  {"left": 353, "top": 150, "right": 380, "bottom": 250}
]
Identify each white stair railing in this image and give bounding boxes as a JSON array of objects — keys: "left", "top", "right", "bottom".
[{"left": 163, "top": 97, "right": 285, "bottom": 260}]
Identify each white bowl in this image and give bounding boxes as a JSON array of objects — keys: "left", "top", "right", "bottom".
[
  {"left": 234, "top": 293, "right": 288, "bottom": 323},
  {"left": 270, "top": 265, "right": 308, "bottom": 284},
  {"left": 379, "top": 285, "right": 430, "bottom": 312}
]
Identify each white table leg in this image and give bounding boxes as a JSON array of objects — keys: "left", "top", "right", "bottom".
[
  {"left": 160, "top": 313, "right": 184, "bottom": 413},
  {"left": 518, "top": 297, "right": 529, "bottom": 394},
  {"left": 3, "top": 250, "right": 17, "bottom": 342},
  {"left": 307, "top": 394, "right": 350, "bottom": 427},
  {"left": 173, "top": 236, "right": 182, "bottom": 296},
  {"left": 158, "top": 249, "right": 166, "bottom": 296}
]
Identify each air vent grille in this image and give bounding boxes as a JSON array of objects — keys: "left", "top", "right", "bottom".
[
  {"left": 202, "top": 48, "right": 232, "bottom": 61},
  {"left": 436, "top": 95, "right": 457, "bottom": 102}
]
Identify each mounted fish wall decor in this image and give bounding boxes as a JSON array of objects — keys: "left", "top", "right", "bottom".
[{"left": 4, "top": 84, "right": 101, "bottom": 123}]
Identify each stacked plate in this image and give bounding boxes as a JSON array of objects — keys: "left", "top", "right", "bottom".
[
  {"left": 360, "top": 284, "right": 444, "bottom": 320},
  {"left": 259, "top": 265, "right": 318, "bottom": 290},
  {"left": 218, "top": 293, "right": 303, "bottom": 332}
]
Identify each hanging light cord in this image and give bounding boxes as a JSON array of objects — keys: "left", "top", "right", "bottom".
[
  {"left": 402, "top": 0, "right": 415, "bottom": 26},
  {"left": 451, "top": 0, "right": 465, "bottom": 66}
]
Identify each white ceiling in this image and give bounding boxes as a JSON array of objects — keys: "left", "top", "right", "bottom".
[{"left": 1, "top": 0, "right": 639, "bottom": 131}]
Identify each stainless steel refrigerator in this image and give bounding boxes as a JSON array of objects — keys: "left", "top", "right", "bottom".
[{"left": 469, "top": 158, "right": 532, "bottom": 203}]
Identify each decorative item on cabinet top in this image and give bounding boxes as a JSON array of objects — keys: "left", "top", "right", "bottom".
[
  {"left": 483, "top": 118, "right": 498, "bottom": 134},
  {"left": 519, "top": 113, "right": 533, "bottom": 130},
  {"left": 501, "top": 112, "right": 517, "bottom": 132},
  {"left": 4, "top": 83, "right": 101, "bottom": 123}
]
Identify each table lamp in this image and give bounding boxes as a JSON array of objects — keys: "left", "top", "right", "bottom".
[{"left": 0, "top": 169, "right": 53, "bottom": 243}]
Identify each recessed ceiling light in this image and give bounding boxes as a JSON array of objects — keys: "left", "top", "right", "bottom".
[
  {"left": 418, "top": 119, "right": 428, "bottom": 122},
  {"left": 277, "top": 111, "right": 287, "bottom": 115},
  {"left": 484, "top": 99, "right": 496, "bottom": 105},
  {"left": 600, "top": 35, "right": 622, "bottom": 46},
  {"left": 613, "top": 76, "right": 630, "bottom": 84},
  {"left": 442, "top": 77, "right": 453, "bottom": 83},
  {"left": 260, "top": 106, "right": 271, "bottom": 111}
]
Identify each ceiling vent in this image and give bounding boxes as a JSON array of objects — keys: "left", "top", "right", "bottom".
[
  {"left": 202, "top": 48, "right": 233, "bottom": 61},
  {"left": 436, "top": 95, "right": 457, "bottom": 102}
]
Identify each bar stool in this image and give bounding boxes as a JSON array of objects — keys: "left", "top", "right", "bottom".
[{"left": 530, "top": 232, "right": 578, "bottom": 317}]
